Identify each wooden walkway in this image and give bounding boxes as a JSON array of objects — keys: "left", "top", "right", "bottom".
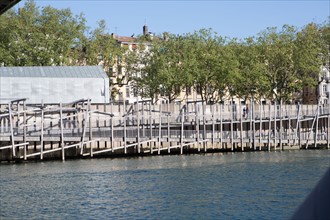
[{"left": 0, "top": 98, "right": 329, "bottom": 161}]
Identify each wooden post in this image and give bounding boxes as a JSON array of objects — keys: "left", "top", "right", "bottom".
[
  {"left": 23, "top": 101, "right": 27, "bottom": 160},
  {"left": 203, "top": 101, "right": 206, "bottom": 152},
  {"left": 158, "top": 101, "right": 162, "bottom": 154},
  {"left": 249, "top": 101, "right": 252, "bottom": 149},
  {"left": 220, "top": 103, "right": 223, "bottom": 149},
  {"left": 88, "top": 101, "right": 92, "bottom": 157},
  {"left": 167, "top": 99, "right": 170, "bottom": 153},
  {"left": 298, "top": 104, "right": 302, "bottom": 149},
  {"left": 196, "top": 102, "right": 200, "bottom": 152},
  {"left": 279, "top": 99, "right": 283, "bottom": 151},
  {"left": 111, "top": 101, "right": 114, "bottom": 152},
  {"left": 180, "top": 105, "right": 184, "bottom": 154},
  {"left": 306, "top": 105, "right": 318, "bottom": 149},
  {"left": 142, "top": 101, "right": 145, "bottom": 139},
  {"left": 153, "top": 103, "right": 156, "bottom": 152},
  {"left": 149, "top": 101, "right": 152, "bottom": 154},
  {"left": 274, "top": 101, "right": 277, "bottom": 151},
  {"left": 252, "top": 97, "right": 256, "bottom": 150},
  {"left": 137, "top": 100, "right": 141, "bottom": 153},
  {"left": 268, "top": 102, "right": 271, "bottom": 151},
  {"left": 9, "top": 102, "right": 15, "bottom": 158},
  {"left": 230, "top": 102, "right": 234, "bottom": 151},
  {"left": 60, "top": 103, "right": 65, "bottom": 161},
  {"left": 80, "top": 101, "right": 89, "bottom": 155},
  {"left": 327, "top": 105, "right": 329, "bottom": 149},
  {"left": 124, "top": 99, "right": 127, "bottom": 154},
  {"left": 216, "top": 103, "right": 220, "bottom": 149},
  {"left": 40, "top": 102, "right": 44, "bottom": 160},
  {"left": 314, "top": 101, "right": 320, "bottom": 148},
  {"left": 239, "top": 100, "right": 243, "bottom": 151},
  {"left": 259, "top": 101, "right": 262, "bottom": 150},
  {"left": 288, "top": 104, "right": 291, "bottom": 148},
  {"left": 211, "top": 103, "right": 215, "bottom": 149}
]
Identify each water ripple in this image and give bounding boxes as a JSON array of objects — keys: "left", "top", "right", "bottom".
[{"left": 1, "top": 150, "right": 329, "bottom": 219}]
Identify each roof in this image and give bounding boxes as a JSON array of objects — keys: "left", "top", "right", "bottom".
[
  {"left": 114, "top": 36, "right": 137, "bottom": 43},
  {"left": 0, "top": 66, "right": 108, "bottom": 78}
]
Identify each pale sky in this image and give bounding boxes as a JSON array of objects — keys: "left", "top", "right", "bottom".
[{"left": 17, "top": 0, "right": 330, "bottom": 39}]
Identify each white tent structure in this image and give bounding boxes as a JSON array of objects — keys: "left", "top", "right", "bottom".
[{"left": 0, "top": 66, "right": 110, "bottom": 104}]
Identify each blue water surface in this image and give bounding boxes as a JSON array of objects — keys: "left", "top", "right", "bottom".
[{"left": 1, "top": 150, "right": 329, "bottom": 219}]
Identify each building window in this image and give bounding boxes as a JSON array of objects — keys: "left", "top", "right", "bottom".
[{"left": 323, "top": 85, "right": 327, "bottom": 93}]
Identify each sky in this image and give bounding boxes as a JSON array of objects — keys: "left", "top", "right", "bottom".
[{"left": 16, "top": 0, "right": 330, "bottom": 39}]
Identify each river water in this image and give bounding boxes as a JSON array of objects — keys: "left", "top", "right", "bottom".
[{"left": 1, "top": 150, "right": 329, "bottom": 219}]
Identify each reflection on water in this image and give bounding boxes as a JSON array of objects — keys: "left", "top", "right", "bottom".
[{"left": 1, "top": 150, "right": 329, "bottom": 219}]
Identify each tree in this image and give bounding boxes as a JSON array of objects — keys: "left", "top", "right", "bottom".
[
  {"left": 294, "top": 22, "right": 328, "bottom": 94},
  {"left": 319, "top": 18, "right": 330, "bottom": 65},
  {"left": 131, "top": 34, "right": 188, "bottom": 102},
  {"left": 258, "top": 25, "right": 300, "bottom": 102},
  {"left": 187, "top": 29, "right": 229, "bottom": 103},
  {"left": 0, "top": 0, "right": 87, "bottom": 66},
  {"left": 231, "top": 37, "right": 268, "bottom": 101}
]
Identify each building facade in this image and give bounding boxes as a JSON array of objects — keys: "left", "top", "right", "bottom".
[
  {"left": 110, "top": 25, "right": 152, "bottom": 103},
  {"left": 303, "top": 65, "right": 330, "bottom": 105}
]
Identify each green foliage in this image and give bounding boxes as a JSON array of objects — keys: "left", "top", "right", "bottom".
[
  {"left": 0, "top": 0, "right": 328, "bottom": 103},
  {"left": 85, "top": 20, "right": 123, "bottom": 70},
  {"left": 0, "top": 0, "right": 87, "bottom": 66},
  {"left": 257, "top": 25, "right": 302, "bottom": 102},
  {"left": 294, "top": 23, "right": 324, "bottom": 88},
  {"left": 231, "top": 37, "right": 268, "bottom": 100}
]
